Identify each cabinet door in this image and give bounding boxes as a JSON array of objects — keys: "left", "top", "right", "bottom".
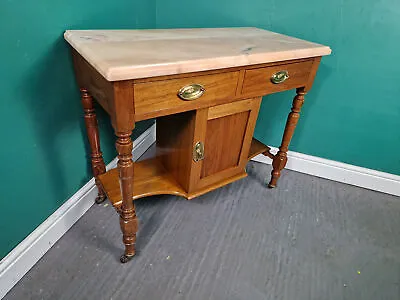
[{"left": 192, "top": 98, "right": 262, "bottom": 191}]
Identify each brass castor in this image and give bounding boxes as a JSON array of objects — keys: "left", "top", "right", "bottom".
[
  {"left": 120, "top": 254, "right": 134, "bottom": 263},
  {"left": 95, "top": 195, "right": 107, "bottom": 204}
]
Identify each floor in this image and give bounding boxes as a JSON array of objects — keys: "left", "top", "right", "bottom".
[{"left": 4, "top": 161, "right": 400, "bottom": 300}]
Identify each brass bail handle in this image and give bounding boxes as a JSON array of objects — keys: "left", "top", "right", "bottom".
[
  {"left": 271, "top": 70, "right": 289, "bottom": 84},
  {"left": 178, "top": 84, "right": 206, "bottom": 101}
]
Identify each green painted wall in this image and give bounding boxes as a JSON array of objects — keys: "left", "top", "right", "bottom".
[
  {"left": 156, "top": 0, "right": 400, "bottom": 175},
  {"left": 0, "top": 1, "right": 155, "bottom": 259},
  {"left": 2, "top": 0, "right": 399, "bottom": 261}
]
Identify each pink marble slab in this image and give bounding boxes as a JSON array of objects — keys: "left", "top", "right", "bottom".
[{"left": 64, "top": 28, "right": 331, "bottom": 81}]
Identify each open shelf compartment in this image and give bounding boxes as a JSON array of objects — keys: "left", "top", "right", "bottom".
[
  {"left": 248, "top": 138, "right": 269, "bottom": 160},
  {"left": 98, "top": 158, "right": 187, "bottom": 208},
  {"left": 98, "top": 138, "right": 269, "bottom": 207}
]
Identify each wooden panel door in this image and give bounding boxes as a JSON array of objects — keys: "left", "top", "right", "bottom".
[{"left": 192, "top": 98, "right": 262, "bottom": 191}]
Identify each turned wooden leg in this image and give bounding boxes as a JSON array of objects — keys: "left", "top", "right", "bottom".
[
  {"left": 115, "top": 131, "right": 138, "bottom": 263},
  {"left": 268, "top": 87, "right": 306, "bottom": 188},
  {"left": 80, "top": 88, "right": 107, "bottom": 204}
]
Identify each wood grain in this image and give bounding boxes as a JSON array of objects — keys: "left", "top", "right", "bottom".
[
  {"left": 186, "top": 171, "right": 247, "bottom": 200},
  {"left": 110, "top": 81, "right": 135, "bottom": 133},
  {"left": 80, "top": 88, "right": 107, "bottom": 204},
  {"left": 134, "top": 71, "right": 239, "bottom": 121},
  {"left": 187, "top": 108, "right": 209, "bottom": 193},
  {"left": 235, "top": 69, "right": 246, "bottom": 96},
  {"left": 268, "top": 88, "right": 306, "bottom": 188},
  {"left": 202, "top": 111, "right": 249, "bottom": 178},
  {"left": 305, "top": 57, "right": 322, "bottom": 91},
  {"left": 115, "top": 131, "right": 137, "bottom": 262},
  {"left": 195, "top": 98, "right": 262, "bottom": 190},
  {"left": 248, "top": 138, "right": 270, "bottom": 160},
  {"left": 236, "top": 97, "right": 262, "bottom": 164},
  {"left": 98, "top": 158, "right": 187, "bottom": 207},
  {"left": 97, "top": 157, "right": 246, "bottom": 202},
  {"left": 265, "top": 57, "right": 321, "bottom": 187},
  {"left": 73, "top": 50, "right": 135, "bottom": 133},
  {"left": 72, "top": 50, "right": 114, "bottom": 114},
  {"left": 207, "top": 98, "right": 255, "bottom": 120},
  {"left": 241, "top": 59, "right": 314, "bottom": 97},
  {"left": 156, "top": 111, "right": 197, "bottom": 191},
  {"left": 71, "top": 45, "right": 325, "bottom": 263},
  {"left": 133, "top": 58, "right": 313, "bottom": 83}
]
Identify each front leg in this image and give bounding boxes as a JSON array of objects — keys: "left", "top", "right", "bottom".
[
  {"left": 115, "top": 131, "right": 138, "bottom": 263},
  {"left": 268, "top": 87, "right": 306, "bottom": 188}
]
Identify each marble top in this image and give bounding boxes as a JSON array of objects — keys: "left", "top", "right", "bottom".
[{"left": 64, "top": 28, "right": 331, "bottom": 81}]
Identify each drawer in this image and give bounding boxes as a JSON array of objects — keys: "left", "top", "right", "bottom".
[
  {"left": 134, "top": 71, "right": 240, "bottom": 121},
  {"left": 241, "top": 59, "right": 314, "bottom": 96}
]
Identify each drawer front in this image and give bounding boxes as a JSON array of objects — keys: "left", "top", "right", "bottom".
[
  {"left": 134, "top": 72, "right": 240, "bottom": 121},
  {"left": 241, "top": 60, "right": 314, "bottom": 96}
]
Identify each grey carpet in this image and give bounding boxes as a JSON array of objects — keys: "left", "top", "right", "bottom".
[{"left": 4, "top": 161, "right": 400, "bottom": 300}]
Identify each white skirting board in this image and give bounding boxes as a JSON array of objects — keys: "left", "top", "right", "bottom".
[
  {"left": 0, "top": 123, "right": 156, "bottom": 299},
  {"left": 252, "top": 146, "right": 400, "bottom": 197}
]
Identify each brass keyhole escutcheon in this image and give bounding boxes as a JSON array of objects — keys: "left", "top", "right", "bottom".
[
  {"left": 193, "top": 141, "right": 205, "bottom": 162},
  {"left": 271, "top": 70, "right": 289, "bottom": 84}
]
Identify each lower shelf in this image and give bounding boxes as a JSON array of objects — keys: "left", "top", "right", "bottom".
[
  {"left": 98, "top": 158, "right": 248, "bottom": 207},
  {"left": 248, "top": 138, "right": 270, "bottom": 160},
  {"left": 98, "top": 158, "right": 187, "bottom": 207},
  {"left": 98, "top": 138, "right": 270, "bottom": 207}
]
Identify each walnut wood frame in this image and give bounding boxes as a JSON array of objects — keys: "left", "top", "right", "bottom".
[{"left": 72, "top": 48, "right": 322, "bottom": 263}]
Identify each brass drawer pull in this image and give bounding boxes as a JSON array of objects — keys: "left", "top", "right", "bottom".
[
  {"left": 178, "top": 84, "right": 205, "bottom": 100},
  {"left": 271, "top": 70, "right": 289, "bottom": 84}
]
